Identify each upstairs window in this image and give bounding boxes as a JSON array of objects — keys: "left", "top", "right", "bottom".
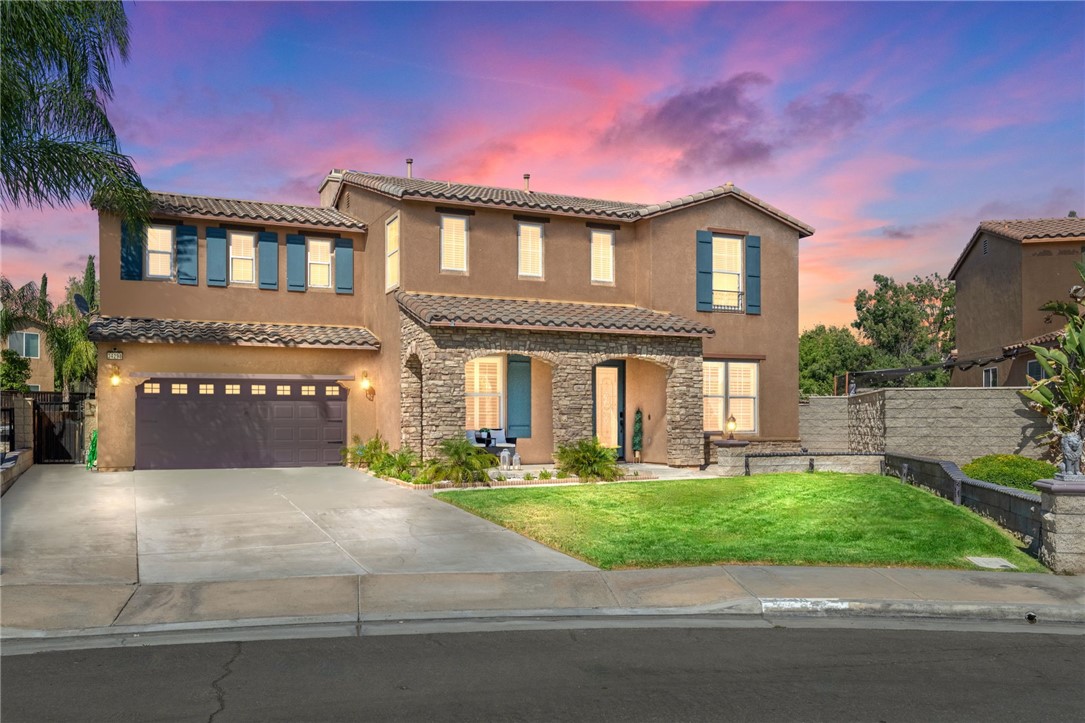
[
  {"left": 7, "top": 331, "right": 40, "bottom": 358},
  {"left": 703, "top": 360, "right": 759, "bottom": 433},
  {"left": 712, "top": 234, "right": 743, "bottom": 311},
  {"left": 386, "top": 214, "right": 400, "bottom": 291},
  {"left": 983, "top": 367, "right": 998, "bottom": 387},
  {"left": 441, "top": 215, "right": 468, "bottom": 272},
  {"left": 1026, "top": 360, "right": 1050, "bottom": 381},
  {"left": 229, "top": 231, "right": 256, "bottom": 284},
  {"left": 518, "top": 222, "right": 544, "bottom": 278},
  {"left": 590, "top": 229, "right": 615, "bottom": 284},
  {"left": 465, "top": 355, "right": 503, "bottom": 430},
  {"left": 307, "top": 239, "right": 332, "bottom": 288},
  {"left": 146, "top": 225, "right": 175, "bottom": 279}
]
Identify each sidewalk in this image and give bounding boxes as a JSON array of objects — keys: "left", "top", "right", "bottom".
[{"left": 3, "top": 565, "right": 1082, "bottom": 651}]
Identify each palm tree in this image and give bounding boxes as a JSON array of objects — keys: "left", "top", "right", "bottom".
[
  {"left": 44, "top": 258, "right": 99, "bottom": 397},
  {"left": 0, "top": 274, "right": 44, "bottom": 339},
  {"left": 1, "top": 0, "right": 149, "bottom": 223}
]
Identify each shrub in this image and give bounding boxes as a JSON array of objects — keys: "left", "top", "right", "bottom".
[
  {"left": 556, "top": 469, "right": 568, "bottom": 479},
  {"left": 418, "top": 437, "right": 499, "bottom": 486},
  {"left": 523, "top": 472, "right": 534, "bottom": 481},
  {"left": 555, "top": 437, "right": 620, "bottom": 482},
  {"left": 961, "top": 454, "right": 1057, "bottom": 491},
  {"left": 359, "top": 434, "right": 390, "bottom": 468},
  {"left": 538, "top": 469, "right": 552, "bottom": 480},
  {"left": 340, "top": 434, "right": 364, "bottom": 467},
  {"left": 372, "top": 447, "right": 420, "bottom": 480}
]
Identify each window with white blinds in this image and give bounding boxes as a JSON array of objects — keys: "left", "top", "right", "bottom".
[
  {"left": 230, "top": 231, "right": 256, "bottom": 284},
  {"left": 386, "top": 215, "right": 400, "bottom": 290},
  {"left": 590, "top": 229, "right": 615, "bottom": 283},
  {"left": 712, "top": 234, "right": 743, "bottom": 310},
  {"left": 146, "top": 225, "right": 174, "bottom": 278},
  {"left": 518, "top": 222, "right": 544, "bottom": 278},
  {"left": 703, "top": 360, "right": 758, "bottom": 433},
  {"left": 441, "top": 215, "right": 468, "bottom": 272},
  {"left": 308, "top": 239, "right": 332, "bottom": 288},
  {"left": 465, "top": 355, "right": 503, "bottom": 429}
]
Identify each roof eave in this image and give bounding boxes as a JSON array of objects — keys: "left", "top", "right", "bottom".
[
  {"left": 420, "top": 318, "right": 714, "bottom": 338},
  {"left": 142, "top": 208, "right": 367, "bottom": 234},
  {"left": 637, "top": 189, "right": 815, "bottom": 237}
]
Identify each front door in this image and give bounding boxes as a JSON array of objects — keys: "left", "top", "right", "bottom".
[{"left": 593, "top": 361, "right": 626, "bottom": 460}]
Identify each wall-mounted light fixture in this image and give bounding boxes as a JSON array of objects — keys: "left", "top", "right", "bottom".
[
  {"left": 360, "top": 371, "right": 375, "bottom": 401},
  {"left": 108, "top": 364, "right": 122, "bottom": 387},
  {"left": 726, "top": 414, "right": 737, "bottom": 441}
]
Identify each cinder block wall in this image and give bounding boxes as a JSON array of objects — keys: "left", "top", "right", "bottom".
[
  {"left": 799, "top": 397, "right": 849, "bottom": 451},
  {"left": 842, "top": 388, "right": 1047, "bottom": 466},
  {"left": 0, "top": 395, "right": 35, "bottom": 453}
]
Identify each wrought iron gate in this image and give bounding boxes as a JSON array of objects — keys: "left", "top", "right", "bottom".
[{"left": 34, "top": 401, "right": 85, "bottom": 464}]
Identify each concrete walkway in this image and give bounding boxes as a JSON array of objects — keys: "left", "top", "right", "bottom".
[{"left": 2, "top": 466, "right": 1083, "bottom": 651}]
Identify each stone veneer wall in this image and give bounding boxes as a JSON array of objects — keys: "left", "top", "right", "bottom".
[
  {"left": 843, "top": 388, "right": 1047, "bottom": 466},
  {"left": 884, "top": 452, "right": 1043, "bottom": 556},
  {"left": 798, "top": 396, "right": 849, "bottom": 451},
  {"left": 399, "top": 313, "right": 704, "bottom": 466}
]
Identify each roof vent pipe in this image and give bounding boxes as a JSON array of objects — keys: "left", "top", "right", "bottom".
[
  {"left": 406, "top": 158, "right": 414, "bottom": 179},
  {"left": 524, "top": 173, "right": 531, "bottom": 192}
]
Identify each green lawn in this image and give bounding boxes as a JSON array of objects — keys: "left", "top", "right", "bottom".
[{"left": 436, "top": 473, "right": 1046, "bottom": 572}]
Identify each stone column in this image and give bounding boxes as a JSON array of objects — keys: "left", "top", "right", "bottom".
[
  {"left": 1034, "top": 474, "right": 1085, "bottom": 573},
  {"left": 551, "top": 359, "right": 593, "bottom": 453},
  {"left": 706, "top": 441, "right": 749, "bottom": 477},
  {"left": 665, "top": 356, "right": 704, "bottom": 466}
]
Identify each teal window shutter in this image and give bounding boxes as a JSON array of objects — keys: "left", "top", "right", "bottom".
[
  {"left": 286, "top": 235, "right": 306, "bottom": 292},
  {"left": 176, "top": 225, "right": 199, "bottom": 286},
  {"left": 696, "top": 230, "right": 713, "bottom": 311},
  {"left": 506, "top": 354, "right": 532, "bottom": 438},
  {"left": 334, "top": 238, "right": 353, "bottom": 294},
  {"left": 745, "top": 235, "right": 761, "bottom": 315},
  {"left": 258, "top": 232, "right": 279, "bottom": 289},
  {"left": 206, "top": 228, "right": 227, "bottom": 287},
  {"left": 120, "top": 221, "right": 143, "bottom": 280}
]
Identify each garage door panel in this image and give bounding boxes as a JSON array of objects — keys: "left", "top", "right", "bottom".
[{"left": 137, "top": 379, "right": 348, "bottom": 469}]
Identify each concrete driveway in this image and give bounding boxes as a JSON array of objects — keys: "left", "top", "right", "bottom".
[{"left": 0, "top": 465, "right": 593, "bottom": 585}]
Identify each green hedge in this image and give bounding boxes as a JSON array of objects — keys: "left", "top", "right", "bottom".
[{"left": 961, "top": 454, "right": 1056, "bottom": 492}]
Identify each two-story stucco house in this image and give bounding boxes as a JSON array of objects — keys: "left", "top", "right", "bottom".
[
  {"left": 4, "top": 322, "right": 55, "bottom": 392},
  {"left": 949, "top": 216, "right": 1085, "bottom": 388},
  {"left": 89, "top": 166, "right": 813, "bottom": 470}
]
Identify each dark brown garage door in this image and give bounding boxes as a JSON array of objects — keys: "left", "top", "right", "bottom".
[{"left": 136, "top": 379, "right": 347, "bottom": 469}]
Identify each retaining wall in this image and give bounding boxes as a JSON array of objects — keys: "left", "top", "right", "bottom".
[
  {"left": 884, "top": 452, "right": 1043, "bottom": 556},
  {"left": 798, "top": 397, "right": 849, "bottom": 451},
  {"left": 744, "top": 453, "right": 884, "bottom": 476}
]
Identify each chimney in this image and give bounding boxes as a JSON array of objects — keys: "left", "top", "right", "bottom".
[
  {"left": 523, "top": 173, "right": 531, "bottom": 192},
  {"left": 406, "top": 158, "right": 414, "bottom": 179}
]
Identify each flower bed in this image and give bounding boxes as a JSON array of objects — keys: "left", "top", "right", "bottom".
[{"left": 368, "top": 469, "right": 657, "bottom": 491}]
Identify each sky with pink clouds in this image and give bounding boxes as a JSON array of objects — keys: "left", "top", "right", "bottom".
[{"left": 2, "top": 1, "right": 1082, "bottom": 329}]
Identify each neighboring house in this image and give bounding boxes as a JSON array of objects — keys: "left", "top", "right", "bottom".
[
  {"left": 3, "top": 322, "right": 55, "bottom": 391},
  {"left": 89, "top": 167, "right": 813, "bottom": 470},
  {"left": 949, "top": 216, "right": 1085, "bottom": 387}
]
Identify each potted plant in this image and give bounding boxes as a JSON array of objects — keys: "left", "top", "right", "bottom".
[{"left": 631, "top": 408, "right": 644, "bottom": 463}]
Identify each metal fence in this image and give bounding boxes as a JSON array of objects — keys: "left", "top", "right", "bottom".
[{"left": 0, "top": 407, "right": 14, "bottom": 452}]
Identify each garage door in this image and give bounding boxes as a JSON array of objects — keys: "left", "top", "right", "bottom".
[{"left": 136, "top": 379, "right": 347, "bottom": 469}]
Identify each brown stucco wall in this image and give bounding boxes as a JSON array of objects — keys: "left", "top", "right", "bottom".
[
  {"left": 624, "top": 358, "right": 668, "bottom": 464},
  {"left": 1020, "top": 240, "right": 1083, "bottom": 339},
  {"left": 94, "top": 342, "right": 378, "bottom": 470},
  {"left": 641, "top": 197, "right": 801, "bottom": 441},
  {"left": 98, "top": 213, "right": 367, "bottom": 326}
]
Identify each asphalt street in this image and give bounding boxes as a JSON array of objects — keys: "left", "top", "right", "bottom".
[{"left": 3, "top": 626, "right": 1082, "bottom": 722}]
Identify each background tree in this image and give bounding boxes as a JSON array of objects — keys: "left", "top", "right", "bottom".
[
  {"left": 44, "top": 257, "right": 99, "bottom": 396},
  {"left": 799, "top": 325, "right": 875, "bottom": 396},
  {"left": 852, "top": 273, "right": 955, "bottom": 386},
  {"left": 1, "top": 0, "right": 149, "bottom": 222},
  {"left": 1, "top": 348, "right": 32, "bottom": 392},
  {"left": 0, "top": 275, "right": 43, "bottom": 338}
]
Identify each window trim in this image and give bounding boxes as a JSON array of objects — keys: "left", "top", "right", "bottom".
[
  {"left": 145, "top": 224, "right": 175, "bottom": 280},
  {"left": 465, "top": 355, "right": 504, "bottom": 430},
  {"left": 228, "top": 230, "right": 257, "bottom": 285},
  {"left": 307, "top": 237, "right": 333, "bottom": 289},
  {"left": 440, "top": 214, "right": 469, "bottom": 274},
  {"left": 711, "top": 233, "right": 744, "bottom": 312},
  {"left": 517, "top": 221, "right": 545, "bottom": 279},
  {"left": 590, "top": 229, "right": 615, "bottom": 285},
  {"left": 702, "top": 360, "right": 759, "bottom": 435},
  {"left": 7, "top": 330, "right": 40, "bottom": 359},
  {"left": 385, "top": 213, "right": 401, "bottom": 292}
]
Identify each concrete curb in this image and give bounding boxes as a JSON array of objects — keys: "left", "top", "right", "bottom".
[{"left": 3, "top": 597, "right": 1081, "bottom": 654}]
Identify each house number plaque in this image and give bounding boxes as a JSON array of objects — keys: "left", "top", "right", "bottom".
[{"left": 106, "top": 350, "right": 124, "bottom": 361}]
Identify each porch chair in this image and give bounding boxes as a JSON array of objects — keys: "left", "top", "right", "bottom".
[
  {"left": 465, "top": 430, "right": 486, "bottom": 448},
  {"left": 488, "top": 428, "right": 517, "bottom": 452}
]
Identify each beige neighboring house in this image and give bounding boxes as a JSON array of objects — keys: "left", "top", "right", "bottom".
[
  {"left": 3, "top": 322, "right": 54, "bottom": 391},
  {"left": 950, "top": 216, "right": 1085, "bottom": 387},
  {"left": 89, "top": 165, "right": 814, "bottom": 471}
]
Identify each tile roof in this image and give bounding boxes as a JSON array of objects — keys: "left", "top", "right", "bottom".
[
  {"left": 338, "top": 171, "right": 814, "bottom": 236},
  {"left": 396, "top": 292, "right": 715, "bottom": 338},
  {"left": 979, "top": 217, "right": 1085, "bottom": 241},
  {"left": 88, "top": 316, "right": 380, "bottom": 350},
  {"left": 1003, "top": 330, "right": 1065, "bottom": 353},
  {"left": 148, "top": 191, "right": 367, "bottom": 232}
]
